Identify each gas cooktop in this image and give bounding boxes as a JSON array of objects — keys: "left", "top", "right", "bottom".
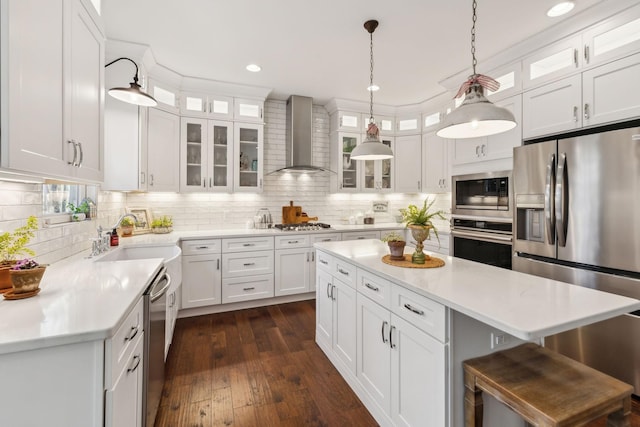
[{"left": 274, "top": 223, "right": 331, "bottom": 231}]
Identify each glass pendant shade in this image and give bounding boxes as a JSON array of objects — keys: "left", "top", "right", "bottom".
[
  {"left": 350, "top": 131, "right": 394, "bottom": 160},
  {"left": 436, "top": 84, "right": 516, "bottom": 139},
  {"left": 108, "top": 82, "right": 158, "bottom": 107}
]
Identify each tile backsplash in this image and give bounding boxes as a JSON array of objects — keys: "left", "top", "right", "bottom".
[{"left": 0, "top": 101, "right": 450, "bottom": 265}]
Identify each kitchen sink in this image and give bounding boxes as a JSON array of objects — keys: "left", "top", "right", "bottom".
[{"left": 96, "top": 245, "right": 182, "bottom": 288}]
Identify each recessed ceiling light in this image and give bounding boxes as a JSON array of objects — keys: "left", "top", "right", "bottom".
[
  {"left": 547, "top": 1, "right": 575, "bottom": 17},
  {"left": 367, "top": 84, "right": 380, "bottom": 92},
  {"left": 246, "top": 64, "right": 261, "bottom": 72}
]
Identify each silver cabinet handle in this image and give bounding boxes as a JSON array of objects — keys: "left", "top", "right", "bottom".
[
  {"left": 331, "top": 285, "right": 336, "bottom": 301},
  {"left": 306, "top": 252, "right": 309, "bottom": 262},
  {"left": 243, "top": 287, "right": 255, "bottom": 291},
  {"left": 322, "top": 239, "right": 331, "bottom": 242},
  {"left": 326, "top": 282, "right": 332, "bottom": 298},
  {"left": 390, "top": 325, "right": 397, "bottom": 349},
  {"left": 243, "top": 262, "right": 255, "bottom": 266},
  {"left": 319, "top": 259, "right": 328, "bottom": 265},
  {"left": 203, "top": 179, "right": 206, "bottom": 187},
  {"left": 417, "top": 180, "right": 421, "bottom": 191},
  {"left": 67, "top": 140, "right": 78, "bottom": 166},
  {"left": 217, "top": 258, "right": 220, "bottom": 270},
  {"left": 475, "top": 145, "right": 480, "bottom": 157},
  {"left": 357, "top": 237, "right": 366, "bottom": 240},
  {"left": 311, "top": 252, "right": 315, "bottom": 262},
  {"left": 243, "top": 243, "right": 255, "bottom": 247},
  {"left": 584, "top": 103, "right": 590, "bottom": 120},
  {"left": 337, "top": 268, "right": 349, "bottom": 276},
  {"left": 209, "top": 102, "right": 212, "bottom": 113},
  {"left": 196, "top": 246, "right": 210, "bottom": 249},
  {"left": 140, "top": 172, "right": 146, "bottom": 184},
  {"left": 124, "top": 325, "right": 139, "bottom": 342},
  {"left": 77, "top": 142, "right": 83, "bottom": 167},
  {"left": 210, "top": 177, "right": 212, "bottom": 187},
  {"left": 573, "top": 48, "right": 578, "bottom": 67},
  {"left": 404, "top": 303, "right": 425, "bottom": 316},
  {"left": 127, "top": 355, "right": 141, "bottom": 373},
  {"left": 365, "top": 282, "right": 379, "bottom": 292},
  {"left": 150, "top": 174, "right": 154, "bottom": 186},
  {"left": 288, "top": 240, "right": 299, "bottom": 244},
  {"left": 481, "top": 144, "right": 486, "bottom": 156},
  {"left": 584, "top": 45, "right": 590, "bottom": 64},
  {"left": 381, "top": 321, "right": 389, "bottom": 344},
  {"left": 573, "top": 106, "right": 579, "bottom": 123}
]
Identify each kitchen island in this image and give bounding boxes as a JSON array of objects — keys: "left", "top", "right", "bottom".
[{"left": 314, "top": 239, "right": 640, "bottom": 427}]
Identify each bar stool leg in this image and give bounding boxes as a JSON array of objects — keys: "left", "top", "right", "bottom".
[
  {"left": 464, "top": 371, "right": 483, "bottom": 427},
  {"left": 606, "top": 396, "right": 631, "bottom": 427}
]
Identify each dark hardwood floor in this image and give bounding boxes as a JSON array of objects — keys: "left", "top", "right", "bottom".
[{"left": 156, "top": 300, "right": 640, "bottom": 427}]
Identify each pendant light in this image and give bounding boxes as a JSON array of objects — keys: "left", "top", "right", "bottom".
[
  {"left": 436, "top": 0, "right": 516, "bottom": 139},
  {"left": 105, "top": 57, "right": 158, "bottom": 107},
  {"left": 350, "top": 20, "right": 394, "bottom": 161}
]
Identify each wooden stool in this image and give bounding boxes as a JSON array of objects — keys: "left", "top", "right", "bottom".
[{"left": 463, "top": 343, "right": 633, "bottom": 426}]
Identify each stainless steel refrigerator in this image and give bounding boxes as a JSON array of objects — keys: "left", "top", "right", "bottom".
[{"left": 513, "top": 122, "right": 640, "bottom": 394}]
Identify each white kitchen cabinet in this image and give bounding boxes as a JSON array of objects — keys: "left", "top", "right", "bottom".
[
  {"left": 2, "top": 0, "right": 104, "bottom": 182},
  {"left": 361, "top": 114, "right": 395, "bottom": 135},
  {"left": 181, "top": 240, "right": 222, "bottom": 309},
  {"left": 180, "top": 117, "right": 233, "bottom": 192},
  {"left": 363, "top": 137, "right": 394, "bottom": 192},
  {"left": 582, "top": 4, "right": 640, "bottom": 68},
  {"left": 452, "top": 95, "right": 522, "bottom": 165},
  {"left": 148, "top": 79, "right": 180, "bottom": 114},
  {"left": 233, "top": 122, "right": 264, "bottom": 192},
  {"left": 341, "top": 231, "right": 381, "bottom": 241},
  {"left": 220, "top": 236, "right": 274, "bottom": 303},
  {"left": 422, "top": 132, "right": 450, "bottom": 193},
  {"left": 332, "top": 132, "right": 362, "bottom": 192},
  {"left": 105, "top": 332, "right": 144, "bottom": 427},
  {"left": 180, "top": 91, "right": 233, "bottom": 120},
  {"left": 331, "top": 111, "right": 360, "bottom": 132},
  {"left": 234, "top": 98, "right": 264, "bottom": 123},
  {"left": 147, "top": 108, "right": 180, "bottom": 191},
  {"left": 523, "top": 35, "right": 582, "bottom": 89},
  {"left": 394, "top": 134, "right": 423, "bottom": 193},
  {"left": 395, "top": 113, "right": 422, "bottom": 135}
]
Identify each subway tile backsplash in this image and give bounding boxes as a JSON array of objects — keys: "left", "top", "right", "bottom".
[{"left": 0, "top": 101, "right": 450, "bottom": 265}]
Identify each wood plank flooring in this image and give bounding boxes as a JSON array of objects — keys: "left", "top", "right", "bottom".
[{"left": 155, "top": 300, "right": 640, "bottom": 427}]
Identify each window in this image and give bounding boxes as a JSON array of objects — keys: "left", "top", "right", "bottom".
[{"left": 42, "top": 184, "right": 98, "bottom": 220}]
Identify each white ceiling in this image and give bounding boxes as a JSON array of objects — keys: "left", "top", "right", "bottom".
[{"left": 102, "top": 0, "right": 604, "bottom": 106}]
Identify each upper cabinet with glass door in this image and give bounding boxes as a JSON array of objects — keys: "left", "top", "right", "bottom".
[
  {"left": 362, "top": 137, "right": 394, "bottom": 193},
  {"left": 234, "top": 98, "right": 264, "bottom": 123},
  {"left": 333, "top": 132, "right": 361, "bottom": 192},
  {"left": 180, "top": 92, "right": 234, "bottom": 120},
  {"left": 233, "top": 122, "right": 263, "bottom": 192}
]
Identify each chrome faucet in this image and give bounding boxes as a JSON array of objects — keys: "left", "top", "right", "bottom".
[{"left": 112, "top": 213, "right": 139, "bottom": 229}]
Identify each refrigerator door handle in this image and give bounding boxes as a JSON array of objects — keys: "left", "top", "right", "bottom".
[
  {"left": 545, "top": 153, "right": 556, "bottom": 245},
  {"left": 555, "top": 153, "right": 568, "bottom": 247}
]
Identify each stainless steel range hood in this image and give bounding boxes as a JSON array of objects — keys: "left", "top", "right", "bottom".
[{"left": 270, "top": 95, "right": 332, "bottom": 174}]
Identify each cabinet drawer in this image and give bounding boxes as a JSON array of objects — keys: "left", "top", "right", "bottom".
[
  {"left": 181, "top": 239, "right": 221, "bottom": 255},
  {"left": 391, "top": 286, "right": 447, "bottom": 343},
  {"left": 105, "top": 298, "right": 144, "bottom": 388},
  {"left": 316, "top": 250, "right": 334, "bottom": 271},
  {"left": 334, "top": 258, "right": 357, "bottom": 288},
  {"left": 274, "top": 234, "right": 310, "bottom": 249},
  {"left": 222, "top": 250, "right": 274, "bottom": 277},
  {"left": 341, "top": 231, "right": 381, "bottom": 241},
  {"left": 357, "top": 269, "right": 391, "bottom": 307},
  {"left": 310, "top": 233, "right": 341, "bottom": 244},
  {"left": 222, "top": 236, "right": 274, "bottom": 253},
  {"left": 222, "top": 274, "right": 274, "bottom": 303}
]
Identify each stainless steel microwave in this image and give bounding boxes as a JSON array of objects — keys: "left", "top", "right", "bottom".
[{"left": 451, "top": 170, "right": 513, "bottom": 219}]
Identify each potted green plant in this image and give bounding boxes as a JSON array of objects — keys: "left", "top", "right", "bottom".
[
  {"left": 151, "top": 216, "right": 173, "bottom": 234},
  {"left": 119, "top": 217, "right": 135, "bottom": 237},
  {"left": 67, "top": 201, "right": 89, "bottom": 221},
  {"left": 0, "top": 216, "right": 38, "bottom": 292},
  {"left": 381, "top": 231, "right": 406, "bottom": 260},
  {"left": 10, "top": 258, "right": 47, "bottom": 295},
  {"left": 399, "top": 197, "right": 446, "bottom": 264}
]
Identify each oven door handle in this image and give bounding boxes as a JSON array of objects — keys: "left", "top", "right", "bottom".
[
  {"left": 451, "top": 229, "right": 512, "bottom": 244},
  {"left": 150, "top": 270, "right": 171, "bottom": 303}
]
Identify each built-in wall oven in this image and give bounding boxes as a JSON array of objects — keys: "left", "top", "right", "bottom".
[{"left": 451, "top": 171, "right": 513, "bottom": 269}]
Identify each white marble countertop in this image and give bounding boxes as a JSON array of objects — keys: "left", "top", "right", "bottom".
[
  {"left": 0, "top": 253, "right": 163, "bottom": 355},
  {"left": 314, "top": 239, "right": 640, "bottom": 340}
]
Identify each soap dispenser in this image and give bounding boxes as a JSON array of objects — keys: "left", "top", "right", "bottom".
[{"left": 110, "top": 228, "right": 119, "bottom": 247}]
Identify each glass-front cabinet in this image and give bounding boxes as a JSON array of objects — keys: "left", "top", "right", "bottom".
[
  {"left": 180, "top": 118, "right": 232, "bottom": 192},
  {"left": 338, "top": 133, "right": 361, "bottom": 191},
  {"left": 363, "top": 137, "right": 393, "bottom": 192},
  {"left": 233, "top": 122, "right": 263, "bottom": 192}
]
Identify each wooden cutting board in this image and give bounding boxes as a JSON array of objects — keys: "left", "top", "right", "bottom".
[{"left": 282, "top": 201, "right": 302, "bottom": 224}]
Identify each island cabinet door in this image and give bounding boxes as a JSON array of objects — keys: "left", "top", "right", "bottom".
[
  {"left": 332, "top": 278, "right": 357, "bottom": 374},
  {"left": 357, "top": 293, "right": 392, "bottom": 415},
  {"left": 390, "top": 314, "right": 446, "bottom": 427},
  {"left": 316, "top": 269, "right": 334, "bottom": 352}
]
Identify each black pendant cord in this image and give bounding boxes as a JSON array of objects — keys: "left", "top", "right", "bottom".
[{"left": 105, "top": 57, "right": 141, "bottom": 86}]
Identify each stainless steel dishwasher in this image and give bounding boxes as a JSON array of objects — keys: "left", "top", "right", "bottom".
[{"left": 143, "top": 266, "right": 170, "bottom": 427}]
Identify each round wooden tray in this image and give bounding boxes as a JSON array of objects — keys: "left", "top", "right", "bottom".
[
  {"left": 3, "top": 288, "right": 41, "bottom": 300},
  {"left": 381, "top": 254, "right": 445, "bottom": 269}
]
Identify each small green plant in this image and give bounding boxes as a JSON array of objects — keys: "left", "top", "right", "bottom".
[
  {"left": 120, "top": 217, "right": 135, "bottom": 227},
  {"left": 399, "top": 197, "right": 447, "bottom": 243},
  {"left": 381, "top": 231, "right": 405, "bottom": 243},
  {"left": 151, "top": 216, "right": 173, "bottom": 228},
  {"left": 0, "top": 216, "right": 38, "bottom": 263}
]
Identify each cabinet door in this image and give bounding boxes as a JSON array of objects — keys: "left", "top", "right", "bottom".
[
  {"left": 391, "top": 314, "right": 446, "bottom": 427},
  {"left": 234, "top": 98, "right": 264, "bottom": 122},
  {"left": 363, "top": 137, "right": 393, "bottom": 192},
  {"left": 451, "top": 136, "right": 486, "bottom": 166},
  {"left": 337, "top": 133, "right": 361, "bottom": 191},
  {"left": 274, "top": 248, "right": 310, "bottom": 296},
  {"left": 522, "top": 74, "right": 582, "bottom": 139},
  {"left": 234, "top": 122, "right": 263, "bottom": 192},
  {"left": 422, "top": 132, "right": 449, "bottom": 193},
  {"left": 394, "top": 135, "right": 422, "bottom": 193},
  {"left": 180, "top": 92, "right": 208, "bottom": 118},
  {"left": 395, "top": 114, "right": 421, "bottom": 135},
  {"left": 335, "top": 111, "right": 360, "bottom": 132},
  {"left": 316, "top": 269, "right": 334, "bottom": 351},
  {"left": 180, "top": 117, "right": 208, "bottom": 192},
  {"left": 147, "top": 109, "right": 180, "bottom": 191},
  {"left": 208, "top": 120, "right": 233, "bottom": 191},
  {"left": 181, "top": 254, "right": 222, "bottom": 308},
  {"left": 4, "top": 0, "right": 68, "bottom": 176},
  {"left": 67, "top": 0, "right": 104, "bottom": 182},
  {"left": 523, "top": 35, "right": 582, "bottom": 88},
  {"left": 357, "top": 294, "right": 391, "bottom": 414},
  {"left": 484, "top": 94, "right": 522, "bottom": 161},
  {"left": 583, "top": 53, "right": 640, "bottom": 127},
  {"left": 582, "top": 4, "right": 640, "bottom": 67},
  {"left": 105, "top": 333, "right": 144, "bottom": 427},
  {"left": 333, "top": 279, "right": 357, "bottom": 374}
]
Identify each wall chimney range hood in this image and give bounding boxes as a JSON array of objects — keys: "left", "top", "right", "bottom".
[{"left": 269, "top": 95, "right": 333, "bottom": 174}]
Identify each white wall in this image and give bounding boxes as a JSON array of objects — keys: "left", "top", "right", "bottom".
[{"left": 0, "top": 101, "right": 450, "bottom": 265}]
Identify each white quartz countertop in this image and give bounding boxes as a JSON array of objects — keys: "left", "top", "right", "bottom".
[
  {"left": 0, "top": 253, "right": 163, "bottom": 355},
  {"left": 314, "top": 240, "right": 640, "bottom": 340}
]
